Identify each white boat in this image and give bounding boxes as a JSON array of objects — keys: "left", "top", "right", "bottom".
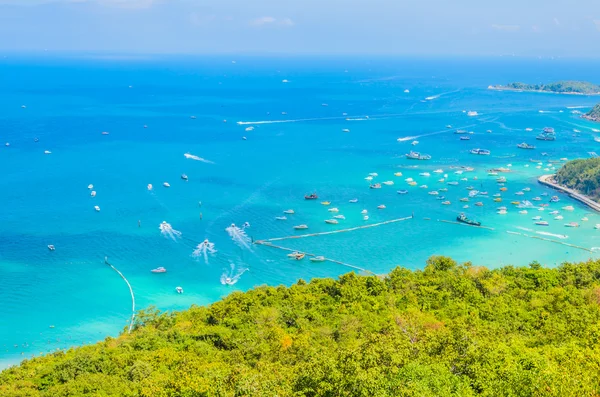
[
  {"left": 411, "top": 141, "right": 419, "bottom": 146},
  {"left": 349, "top": 199, "right": 358, "bottom": 203},
  {"left": 163, "top": 182, "right": 170, "bottom": 188},
  {"left": 382, "top": 181, "right": 394, "bottom": 186},
  {"left": 342, "top": 129, "right": 350, "bottom": 133},
  {"left": 394, "top": 172, "right": 403, "bottom": 177},
  {"left": 369, "top": 173, "right": 379, "bottom": 177},
  {"left": 275, "top": 216, "right": 287, "bottom": 221},
  {"left": 283, "top": 209, "right": 295, "bottom": 214},
  {"left": 361, "top": 209, "right": 368, "bottom": 214},
  {"left": 419, "top": 172, "right": 430, "bottom": 177},
  {"left": 441, "top": 201, "right": 451, "bottom": 205},
  {"left": 44, "top": 150, "right": 51, "bottom": 154},
  {"left": 377, "top": 205, "right": 386, "bottom": 209},
  {"left": 595, "top": 224, "right": 600, "bottom": 229},
  {"left": 463, "top": 205, "right": 469, "bottom": 209},
  {"left": 439, "top": 188, "right": 448, "bottom": 192},
  {"left": 565, "top": 222, "right": 579, "bottom": 228},
  {"left": 5, "top": 143, "right": 9, "bottom": 147},
  {"left": 47, "top": 245, "right": 55, "bottom": 251},
  {"left": 497, "top": 210, "right": 508, "bottom": 215},
  {"left": 325, "top": 219, "right": 339, "bottom": 225},
  {"left": 420, "top": 185, "right": 428, "bottom": 189},
  {"left": 532, "top": 216, "right": 542, "bottom": 221},
  {"left": 405, "top": 178, "right": 414, "bottom": 182},
  {"left": 447, "top": 181, "right": 459, "bottom": 186},
  {"left": 467, "top": 111, "right": 479, "bottom": 117},
  {"left": 404, "top": 89, "right": 410, "bottom": 93},
  {"left": 460, "top": 178, "right": 468, "bottom": 182},
  {"left": 582, "top": 217, "right": 589, "bottom": 222},
  {"left": 365, "top": 176, "right": 373, "bottom": 181},
  {"left": 293, "top": 224, "right": 308, "bottom": 230},
  {"left": 94, "top": 206, "right": 100, "bottom": 212},
  {"left": 535, "top": 221, "right": 549, "bottom": 226},
  {"left": 176, "top": 286, "right": 184, "bottom": 294},
  {"left": 151, "top": 267, "right": 167, "bottom": 273},
  {"left": 363, "top": 215, "right": 369, "bottom": 221},
  {"left": 428, "top": 191, "right": 439, "bottom": 196},
  {"left": 549, "top": 210, "right": 559, "bottom": 215},
  {"left": 147, "top": 184, "right": 153, "bottom": 191},
  {"left": 88, "top": 184, "right": 94, "bottom": 189},
  {"left": 90, "top": 191, "right": 96, "bottom": 197},
  {"left": 245, "top": 126, "right": 255, "bottom": 132},
  {"left": 515, "top": 192, "right": 524, "bottom": 196},
  {"left": 562, "top": 206, "right": 575, "bottom": 211},
  {"left": 433, "top": 169, "right": 444, "bottom": 174},
  {"left": 310, "top": 256, "right": 326, "bottom": 262},
  {"left": 333, "top": 215, "right": 345, "bottom": 220},
  {"left": 328, "top": 208, "right": 339, "bottom": 212}
]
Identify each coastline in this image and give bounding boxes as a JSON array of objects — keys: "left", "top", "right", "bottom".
[
  {"left": 487, "top": 86, "right": 600, "bottom": 96},
  {"left": 538, "top": 174, "right": 600, "bottom": 213}
]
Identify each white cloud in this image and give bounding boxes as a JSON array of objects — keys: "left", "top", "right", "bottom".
[
  {"left": 249, "top": 16, "right": 295, "bottom": 27},
  {"left": 491, "top": 24, "right": 521, "bottom": 32}
]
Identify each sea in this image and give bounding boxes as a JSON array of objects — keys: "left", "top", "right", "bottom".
[{"left": 2, "top": 54, "right": 600, "bottom": 368}]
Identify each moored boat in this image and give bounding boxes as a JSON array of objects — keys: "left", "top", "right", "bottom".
[
  {"left": 517, "top": 143, "right": 536, "bottom": 149},
  {"left": 304, "top": 193, "right": 318, "bottom": 200},
  {"left": 151, "top": 267, "right": 167, "bottom": 273},
  {"left": 310, "top": 256, "right": 326, "bottom": 262},
  {"left": 470, "top": 148, "right": 491, "bottom": 155},
  {"left": 456, "top": 213, "right": 481, "bottom": 226},
  {"left": 293, "top": 224, "right": 308, "bottom": 230},
  {"left": 405, "top": 151, "right": 431, "bottom": 160}
]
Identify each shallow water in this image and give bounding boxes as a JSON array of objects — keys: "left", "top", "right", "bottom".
[{"left": 1, "top": 55, "right": 600, "bottom": 367}]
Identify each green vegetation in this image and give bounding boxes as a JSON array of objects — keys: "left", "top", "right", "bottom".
[
  {"left": 493, "top": 80, "right": 600, "bottom": 94},
  {"left": 584, "top": 104, "right": 600, "bottom": 122},
  {"left": 556, "top": 157, "right": 600, "bottom": 201},
  {"left": 3, "top": 256, "right": 600, "bottom": 396}
]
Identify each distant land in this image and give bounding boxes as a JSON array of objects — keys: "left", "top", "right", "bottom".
[
  {"left": 488, "top": 80, "right": 600, "bottom": 95},
  {"left": 583, "top": 104, "right": 600, "bottom": 122},
  {"left": 555, "top": 157, "right": 600, "bottom": 202}
]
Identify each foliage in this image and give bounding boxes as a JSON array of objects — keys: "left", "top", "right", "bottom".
[
  {"left": 3, "top": 256, "right": 600, "bottom": 396},
  {"left": 556, "top": 157, "right": 600, "bottom": 200},
  {"left": 584, "top": 104, "right": 600, "bottom": 121},
  {"left": 501, "top": 80, "right": 600, "bottom": 94}
]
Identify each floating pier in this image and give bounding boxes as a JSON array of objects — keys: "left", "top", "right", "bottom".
[
  {"left": 104, "top": 257, "right": 136, "bottom": 333},
  {"left": 255, "top": 215, "right": 413, "bottom": 244}
]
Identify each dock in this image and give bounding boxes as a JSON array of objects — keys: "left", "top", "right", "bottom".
[{"left": 104, "top": 257, "right": 136, "bottom": 333}]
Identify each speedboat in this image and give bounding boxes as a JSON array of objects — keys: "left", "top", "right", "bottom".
[
  {"left": 470, "top": 148, "right": 491, "bottom": 155},
  {"left": 565, "top": 222, "right": 580, "bottom": 228},
  {"left": 283, "top": 209, "right": 295, "bottom": 214},
  {"left": 349, "top": 198, "right": 358, "bottom": 203},
  {"left": 535, "top": 221, "right": 549, "bottom": 226},
  {"left": 394, "top": 172, "right": 403, "bottom": 177},
  {"left": 48, "top": 245, "right": 55, "bottom": 251},
  {"left": 94, "top": 206, "right": 100, "bottom": 212},
  {"left": 549, "top": 210, "right": 559, "bottom": 215},
  {"left": 447, "top": 181, "right": 459, "bottom": 186},
  {"left": 163, "top": 182, "right": 170, "bottom": 188},
  {"left": 428, "top": 191, "right": 439, "bottom": 195},
  {"left": 517, "top": 143, "right": 536, "bottom": 149},
  {"left": 532, "top": 197, "right": 542, "bottom": 201},
  {"left": 582, "top": 217, "right": 589, "bottom": 221},
  {"left": 293, "top": 224, "right": 308, "bottom": 230},
  {"left": 275, "top": 216, "right": 287, "bottom": 221},
  {"left": 333, "top": 215, "right": 346, "bottom": 220},
  {"left": 519, "top": 210, "right": 528, "bottom": 214},
  {"left": 523, "top": 187, "right": 531, "bottom": 192},
  {"left": 382, "top": 181, "right": 394, "bottom": 186},
  {"left": 397, "top": 190, "right": 408, "bottom": 194},
  {"left": 420, "top": 185, "right": 428, "bottom": 189},
  {"left": 363, "top": 215, "right": 369, "bottom": 221},
  {"left": 536, "top": 132, "right": 556, "bottom": 141},
  {"left": 321, "top": 201, "right": 331, "bottom": 205},
  {"left": 88, "top": 184, "right": 94, "bottom": 189},
  {"left": 190, "top": 115, "right": 197, "bottom": 119},
  {"left": 468, "top": 190, "right": 479, "bottom": 197},
  {"left": 411, "top": 141, "right": 419, "bottom": 146},
  {"left": 147, "top": 184, "right": 153, "bottom": 191},
  {"left": 328, "top": 207, "right": 339, "bottom": 212},
  {"left": 475, "top": 202, "right": 484, "bottom": 207},
  {"left": 497, "top": 210, "right": 507, "bottom": 215},
  {"left": 459, "top": 198, "right": 469, "bottom": 202},
  {"left": 44, "top": 150, "right": 51, "bottom": 154},
  {"left": 151, "top": 267, "right": 167, "bottom": 273},
  {"left": 496, "top": 177, "right": 507, "bottom": 183},
  {"left": 433, "top": 169, "right": 444, "bottom": 174},
  {"left": 543, "top": 127, "right": 555, "bottom": 134},
  {"left": 310, "top": 256, "right": 326, "bottom": 262},
  {"left": 90, "top": 191, "right": 96, "bottom": 197},
  {"left": 305, "top": 193, "right": 318, "bottom": 200},
  {"left": 370, "top": 183, "right": 382, "bottom": 189},
  {"left": 181, "top": 174, "right": 188, "bottom": 181},
  {"left": 405, "top": 151, "right": 431, "bottom": 160},
  {"left": 441, "top": 201, "right": 451, "bottom": 205},
  {"left": 342, "top": 129, "right": 350, "bottom": 133},
  {"left": 365, "top": 176, "right": 373, "bottom": 181},
  {"left": 361, "top": 209, "right": 368, "bottom": 214},
  {"left": 369, "top": 173, "right": 379, "bottom": 177},
  {"left": 176, "top": 286, "right": 184, "bottom": 294},
  {"left": 377, "top": 205, "right": 386, "bottom": 209},
  {"left": 325, "top": 219, "right": 339, "bottom": 225},
  {"left": 245, "top": 126, "right": 255, "bottom": 132},
  {"left": 595, "top": 224, "right": 600, "bottom": 229},
  {"left": 515, "top": 191, "right": 524, "bottom": 196},
  {"left": 466, "top": 186, "right": 474, "bottom": 190},
  {"left": 455, "top": 129, "right": 467, "bottom": 134},
  {"left": 532, "top": 216, "right": 542, "bottom": 221}
]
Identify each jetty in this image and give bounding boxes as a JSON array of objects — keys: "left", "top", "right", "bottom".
[
  {"left": 104, "top": 257, "right": 136, "bottom": 334},
  {"left": 538, "top": 175, "right": 600, "bottom": 213}
]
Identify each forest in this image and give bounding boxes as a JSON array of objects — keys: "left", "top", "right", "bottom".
[
  {"left": 2, "top": 256, "right": 600, "bottom": 396},
  {"left": 498, "top": 80, "right": 600, "bottom": 94},
  {"left": 556, "top": 157, "right": 600, "bottom": 200}
]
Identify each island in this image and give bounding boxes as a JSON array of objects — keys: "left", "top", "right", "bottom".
[
  {"left": 583, "top": 103, "right": 600, "bottom": 122},
  {"left": 2, "top": 256, "right": 600, "bottom": 396},
  {"left": 489, "top": 80, "right": 600, "bottom": 95}
]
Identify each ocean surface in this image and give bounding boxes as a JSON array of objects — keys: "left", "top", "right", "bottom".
[{"left": 2, "top": 55, "right": 600, "bottom": 368}]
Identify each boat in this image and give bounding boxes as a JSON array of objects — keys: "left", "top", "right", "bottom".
[
  {"left": 459, "top": 198, "right": 469, "bottom": 202},
  {"left": 433, "top": 169, "right": 444, "bottom": 174},
  {"left": 511, "top": 201, "right": 520, "bottom": 205},
  {"left": 382, "top": 181, "right": 394, "bottom": 186},
  {"left": 493, "top": 193, "right": 501, "bottom": 197},
  {"left": 467, "top": 111, "right": 478, "bottom": 117},
  {"left": 176, "top": 286, "right": 184, "bottom": 293},
  {"left": 497, "top": 210, "right": 507, "bottom": 215},
  {"left": 151, "top": 267, "right": 167, "bottom": 273},
  {"left": 47, "top": 245, "right": 55, "bottom": 251},
  {"left": 582, "top": 217, "right": 589, "bottom": 221},
  {"left": 325, "top": 219, "right": 339, "bottom": 225},
  {"left": 394, "top": 172, "right": 403, "bottom": 177},
  {"left": 377, "top": 205, "right": 386, "bottom": 209},
  {"left": 496, "top": 177, "right": 507, "bottom": 183},
  {"left": 190, "top": 115, "right": 197, "bottom": 119},
  {"left": 595, "top": 224, "right": 600, "bottom": 229},
  {"left": 550, "top": 196, "right": 560, "bottom": 203},
  {"left": 90, "top": 191, "right": 96, "bottom": 197},
  {"left": 517, "top": 143, "right": 536, "bottom": 149},
  {"left": 562, "top": 206, "right": 575, "bottom": 211},
  {"left": 523, "top": 187, "right": 531, "bottom": 192},
  {"left": 441, "top": 201, "right": 451, "bottom": 205},
  {"left": 4, "top": 142, "right": 9, "bottom": 147},
  {"left": 428, "top": 191, "right": 439, "bottom": 196},
  {"left": 342, "top": 129, "right": 350, "bottom": 133},
  {"left": 543, "top": 127, "right": 555, "bottom": 134},
  {"left": 456, "top": 213, "right": 481, "bottom": 226},
  {"left": 500, "top": 187, "right": 508, "bottom": 192},
  {"left": 397, "top": 190, "right": 408, "bottom": 194},
  {"left": 535, "top": 221, "right": 549, "bottom": 226},
  {"left": 519, "top": 210, "right": 528, "bottom": 214},
  {"left": 310, "top": 256, "right": 326, "bottom": 262},
  {"left": 349, "top": 198, "right": 359, "bottom": 203},
  {"left": 549, "top": 210, "right": 559, "bottom": 215},
  {"left": 419, "top": 172, "right": 430, "bottom": 177},
  {"left": 565, "top": 222, "right": 580, "bottom": 228},
  {"left": 447, "top": 181, "right": 459, "bottom": 186},
  {"left": 525, "top": 128, "right": 533, "bottom": 132},
  {"left": 463, "top": 205, "right": 469, "bottom": 209},
  {"left": 493, "top": 198, "right": 502, "bottom": 202},
  {"left": 411, "top": 141, "right": 419, "bottom": 146},
  {"left": 321, "top": 201, "right": 331, "bottom": 205},
  {"left": 532, "top": 216, "right": 542, "bottom": 221},
  {"left": 370, "top": 183, "right": 382, "bottom": 189},
  {"left": 287, "top": 252, "right": 303, "bottom": 258},
  {"left": 361, "top": 209, "right": 368, "bottom": 214},
  {"left": 328, "top": 208, "right": 339, "bottom": 212},
  {"left": 245, "top": 126, "right": 254, "bottom": 132},
  {"left": 446, "top": 125, "right": 452, "bottom": 129},
  {"left": 408, "top": 181, "right": 417, "bottom": 186},
  {"left": 363, "top": 215, "right": 369, "bottom": 221},
  {"left": 515, "top": 191, "right": 524, "bottom": 196},
  {"left": 369, "top": 173, "right": 379, "bottom": 177},
  {"left": 475, "top": 202, "right": 483, "bottom": 207},
  {"left": 488, "top": 172, "right": 498, "bottom": 176},
  {"left": 163, "top": 182, "right": 170, "bottom": 188},
  {"left": 460, "top": 136, "right": 471, "bottom": 141},
  {"left": 455, "top": 130, "right": 468, "bottom": 134},
  {"left": 466, "top": 186, "right": 474, "bottom": 190},
  {"left": 536, "top": 132, "right": 556, "bottom": 141},
  {"left": 44, "top": 150, "right": 51, "bottom": 154},
  {"left": 293, "top": 224, "right": 308, "bottom": 230},
  {"left": 147, "top": 184, "right": 153, "bottom": 191},
  {"left": 94, "top": 205, "right": 100, "bottom": 212},
  {"left": 420, "top": 185, "right": 428, "bottom": 189},
  {"left": 181, "top": 174, "right": 188, "bottom": 181},
  {"left": 554, "top": 215, "right": 564, "bottom": 220},
  {"left": 283, "top": 209, "right": 295, "bottom": 214},
  {"left": 333, "top": 215, "right": 346, "bottom": 220},
  {"left": 405, "top": 151, "right": 431, "bottom": 160},
  {"left": 470, "top": 148, "right": 491, "bottom": 155},
  {"left": 532, "top": 197, "right": 542, "bottom": 201},
  {"left": 365, "top": 176, "right": 373, "bottom": 181},
  {"left": 88, "top": 184, "right": 94, "bottom": 189},
  {"left": 305, "top": 193, "right": 318, "bottom": 200},
  {"left": 437, "top": 196, "right": 446, "bottom": 200},
  {"left": 468, "top": 190, "right": 479, "bottom": 197}
]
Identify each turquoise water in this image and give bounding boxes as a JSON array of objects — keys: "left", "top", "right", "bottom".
[{"left": 2, "top": 55, "right": 600, "bottom": 367}]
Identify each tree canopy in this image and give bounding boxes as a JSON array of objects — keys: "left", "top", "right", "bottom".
[
  {"left": 584, "top": 104, "right": 600, "bottom": 122},
  {"left": 556, "top": 157, "right": 600, "bottom": 200},
  {"left": 2, "top": 256, "right": 600, "bottom": 396},
  {"left": 499, "top": 80, "right": 600, "bottom": 94}
]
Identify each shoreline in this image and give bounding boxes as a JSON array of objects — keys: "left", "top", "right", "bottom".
[
  {"left": 538, "top": 174, "right": 600, "bottom": 213},
  {"left": 488, "top": 86, "right": 600, "bottom": 96}
]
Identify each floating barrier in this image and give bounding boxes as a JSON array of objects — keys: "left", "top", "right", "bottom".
[
  {"left": 104, "top": 257, "right": 136, "bottom": 333},
  {"left": 255, "top": 215, "right": 413, "bottom": 244}
]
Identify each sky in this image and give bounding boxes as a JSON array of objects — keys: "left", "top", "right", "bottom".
[{"left": 0, "top": 0, "right": 598, "bottom": 56}]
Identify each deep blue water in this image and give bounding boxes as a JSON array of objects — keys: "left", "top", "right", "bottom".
[{"left": 2, "top": 55, "right": 600, "bottom": 367}]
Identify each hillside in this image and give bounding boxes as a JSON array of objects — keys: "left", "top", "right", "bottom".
[
  {"left": 3, "top": 256, "right": 600, "bottom": 396},
  {"left": 583, "top": 104, "right": 600, "bottom": 122},
  {"left": 490, "top": 80, "right": 600, "bottom": 95},
  {"left": 556, "top": 157, "right": 600, "bottom": 201}
]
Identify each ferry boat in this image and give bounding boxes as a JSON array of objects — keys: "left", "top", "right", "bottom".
[
  {"left": 517, "top": 143, "right": 536, "bottom": 149},
  {"left": 405, "top": 151, "right": 431, "bottom": 160},
  {"left": 305, "top": 193, "right": 318, "bottom": 200},
  {"left": 470, "top": 148, "right": 491, "bottom": 155},
  {"left": 457, "top": 213, "right": 481, "bottom": 226},
  {"left": 151, "top": 267, "right": 167, "bottom": 273}
]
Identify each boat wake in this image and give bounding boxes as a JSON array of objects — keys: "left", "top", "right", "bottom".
[
  {"left": 237, "top": 116, "right": 358, "bottom": 125},
  {"left": 396, "top": 136, "right": 418, "bottom": 142},
  {"left": 159, "top": 221, "right": 182, "bottom": 241},
  {"left": 536, "top": 231, "right": 568, "bottom": 240},
  {"left": 515, "top": 226, "right": 534, "bottom": 233},
  {"left": 192, "top": 239, "right": 217, "bottom": 264},
  {"left": 184, "top": 153, "right": 214, "bottom": 164},
  {"left": 225, "top": 222, "right": 252, "bottom": 250},
  {"left": 424, "top": 89, "right": 461, "bottom": 101},
  {"left": 220, "top": 263, "right": 248, "bottom": 286},
  {"left": 566, "top": 106, "right": 589, "bottom": 109}
]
